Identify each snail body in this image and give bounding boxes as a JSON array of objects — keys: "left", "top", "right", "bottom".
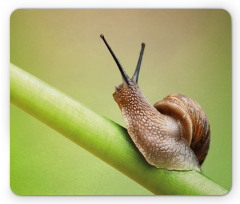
[{"left": 100, "top": 34, "right": 210, "bottom": 172}]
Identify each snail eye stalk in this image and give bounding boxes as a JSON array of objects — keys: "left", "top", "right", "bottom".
[
  {"left": 100, "top": 34, "right": 130, "bottom": 85},
  {"left": 132, "top": 43, "right": 145, "bottom": 83}
]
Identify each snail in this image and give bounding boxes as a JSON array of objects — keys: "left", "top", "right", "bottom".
[{"left": 100, "top": 34, "right": 210, "bottom": 172}]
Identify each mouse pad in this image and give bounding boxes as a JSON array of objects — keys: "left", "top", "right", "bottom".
[{"left": 10, "top": 9, "right": 231, "bottom": 195}]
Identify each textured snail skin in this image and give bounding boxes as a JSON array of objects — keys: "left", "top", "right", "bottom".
[{"left": 114, "top": 81, "right": 204, "bottom": 171}]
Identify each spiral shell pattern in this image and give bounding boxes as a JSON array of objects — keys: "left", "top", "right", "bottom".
[{"left": 154, "top": 94, "right": 210, "bottom": 165}]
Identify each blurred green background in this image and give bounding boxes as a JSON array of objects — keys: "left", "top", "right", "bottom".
[{"left": 10, "top": 9, "right": 231, "bottom": 195}]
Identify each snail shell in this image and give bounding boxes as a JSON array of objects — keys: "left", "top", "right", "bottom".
[{"left": 154, "top": 94, "right": 210, "bottom": 166}]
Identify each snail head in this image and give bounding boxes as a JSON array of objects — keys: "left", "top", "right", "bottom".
[{"left": 100, "top": 34, "right": 145, "bottom": 108}]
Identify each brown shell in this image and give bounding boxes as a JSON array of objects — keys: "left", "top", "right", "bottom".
[{"left": 154, "top": 94, "right": 210, "bottom": 165}]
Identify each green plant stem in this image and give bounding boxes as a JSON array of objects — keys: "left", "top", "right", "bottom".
[{"left": 10, "top": 63, "right": 227, "bottom": 195}]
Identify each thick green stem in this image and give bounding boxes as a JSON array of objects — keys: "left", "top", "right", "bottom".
[{"left": 10, "top": 63, "right": 227, "bottom": 195}]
